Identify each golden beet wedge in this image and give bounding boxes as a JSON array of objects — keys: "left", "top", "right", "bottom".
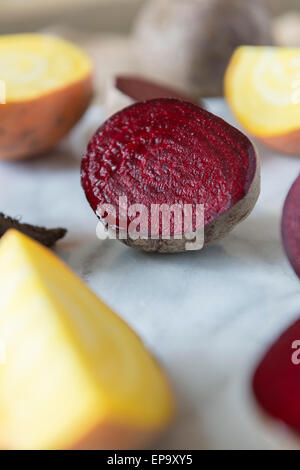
[
  {"left": 225, "top": 46, "right": 300, "bottom": 155},
  {"left": 0, "top": 34, "right": 93, "bottom": 160},
  {"left": 0, "top": 230, "right": 174, "bottom": 450}
]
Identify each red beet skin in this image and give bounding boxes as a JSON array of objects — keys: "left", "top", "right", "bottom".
[
  {"left": 81, "top": 99, "right": 258, "bottom": 248},
  {"left": 253, "top": 319, "right": 300, "bottom": 434},
  {"left": 282, "top": 174, "right": 300, "bottom": 279},
  {"left": 115, "top": 75, "right": 199, "bottom": 105}
]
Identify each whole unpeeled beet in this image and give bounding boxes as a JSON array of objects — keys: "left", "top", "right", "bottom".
[
  {"left": 81, "top": 99, "right": 260, "bottom": 252},
  {"left": 134, "top": 0, "right": 273, "bottom": 97}
]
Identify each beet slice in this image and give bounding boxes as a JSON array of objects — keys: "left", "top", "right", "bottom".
[
  {"left": 81, "top": 99, "right": 260, "bottom": 253},
  {"left": 282, "top": 174, "right": 300, "bottom": 279},
  {"left": 253, "top": 318, "right": 300, "bottom": 434},
  {"left": 105, "top": 74, "right": 201, "bottom": 117},
  {"left": 116, "top": 75, "right": 200, "bottom": 103}
]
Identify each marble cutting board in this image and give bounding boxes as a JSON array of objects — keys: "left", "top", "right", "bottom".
[{"left": 1, "top": 98, "right": 300, "bottom": 450}]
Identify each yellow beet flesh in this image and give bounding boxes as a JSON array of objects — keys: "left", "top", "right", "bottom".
[
  {"left": 225, "top": 46, "right": 300, "bottom": 146},
  {"left": 0, "top": 34, "right": 93, "bottom": 160},
  {"left": 0, "top": 34, "right": 91, "bottom": 102},
  {"left": 0, "top": 230, "right": 174, "bottom": 450}
]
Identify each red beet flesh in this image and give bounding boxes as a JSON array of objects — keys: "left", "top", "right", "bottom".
[
  {"left": 282, "top": 174, "right": 300, "bottom": 279},
  {"left": 81, "top": 99, "right": 256, "bottom": 238},
  {"left": 115, "top": 75, "right": 199, "bottom": 105},
  {"left": 253, "top": 319, "right": 300, "bottom": 434}
]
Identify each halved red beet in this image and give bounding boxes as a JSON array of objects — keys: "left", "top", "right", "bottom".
[
  {"left": 253, "top": 319, "right": 300, "bottom": 434},
  {"left": 81, "top": 99, "right": 260, "bottom": 253},
  {"left": 282, "top": 174, "right": 300, "bottom": 279},
  {"left": 105, "top": 74, "right": 201, "bottom": 117}
]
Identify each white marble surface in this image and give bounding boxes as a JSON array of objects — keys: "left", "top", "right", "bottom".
[{"left": 1, "top": 98, "right": 300, "bottom": 450}]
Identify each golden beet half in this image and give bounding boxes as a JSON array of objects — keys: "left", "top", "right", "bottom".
[
  {"left": 225, "top": 46, "right": 300, "bottom": 156},
  {"left": 0, "top": 230, "right": 174, "bottom": 449},
  {"left": 0, "top": 34, "right": 93, "bottom": 160}
]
